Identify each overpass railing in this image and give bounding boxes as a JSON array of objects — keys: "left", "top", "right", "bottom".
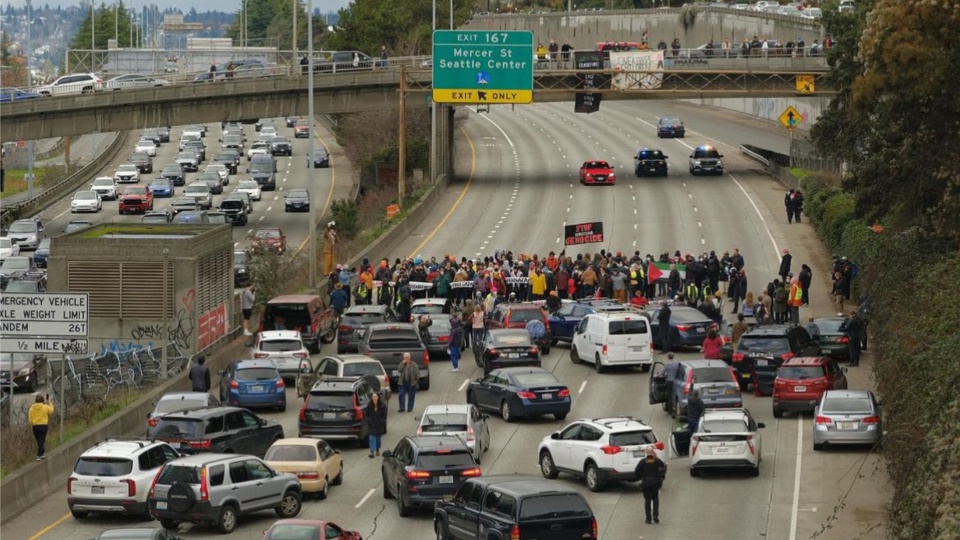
[{"left": 473, "top": 5, "right": 822, "bottom": 27}]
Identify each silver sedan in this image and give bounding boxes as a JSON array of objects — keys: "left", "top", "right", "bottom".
[
  {"left": 813, "top": 389, "right": 882, "bottom": 450},
  {"left": 105, "top": 74, "right": 170, "bottom": 90}
]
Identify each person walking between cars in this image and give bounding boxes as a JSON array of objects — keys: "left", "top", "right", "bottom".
[
  {"left": 397, "top": 353, "right": 420, "bottom": 413},
  {"left": 700, "top": 327, "right": 724, "bottom": 360},
  {"left": 686, "top": 389, "right": 705, "bottom": 436},
  {"left": 449, "top": 317, "right": 463, "bottom": 373},
  {"left": 242, "top": 283, "right": 255, "bottom": 336},
  {"left": 635, "top": 447, "right": 667, "bottom": 524},
  {"left": 731, "top": 314, "right": 749, "bottom": 353},
  {"left": 29, "top": 394, "right": 54, "bottom": 461},
  {"left": 190, "top": 355, "right": 211, "bottom": 392},
  {"left": 471, "top": 305, "right": 485, "bottom": 350},
  {"left": 365, "top": 392, "right": 388, "bottom": 458},
  {"left": 843, "top": 309, "right": 863, "bottom": 367},
  {"left": 657, "top": 301, "right": 672, "bottom": 353}
]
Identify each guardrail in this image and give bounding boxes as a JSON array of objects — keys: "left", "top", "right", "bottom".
[
  {"left": 474, "top": 5, "right": 823, "bottom": 26},
  {"left": 0, "top": 131, "right": 125, "bottom": 228},
  {"left": 740, "top": 144, "right": 802, "bottom": 190},
  {"left": 34, "top": 137, "right": 66, "bottom": 161}
]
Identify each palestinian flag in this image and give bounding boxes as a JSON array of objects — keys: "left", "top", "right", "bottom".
[{"left": 647, "top": 262, "right": 686, "bottom": 284}]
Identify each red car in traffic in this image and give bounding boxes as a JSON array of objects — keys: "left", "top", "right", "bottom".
[
  {"left": 252, "top": 227, "right": 287, "bottom": 253},
  {"left": 772, "top": 356, "right": 848, "bottom": 418},
  {"left": 118, "top": 185, "right": 155, "bottom": 214},
  {"left": 579, "top": 160, "right": 616, "bottom": 185},
  {"left": 262, "top": 519, "right": 362, "bottom": 539}
]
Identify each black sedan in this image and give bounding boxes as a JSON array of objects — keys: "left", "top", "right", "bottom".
[
  {"left": 811, "top": 317, "right": 852, "bottom": 362},
  {"left": 0, "top": 352, "right": 48, "bottom": 392},
  {"left": 467, "top": 367, "right": 571, "bottom": 422},
  {"left": 645, "top": 305, "right": 715, "bottom": 350},
  {"left": 634, "top": 148, "right": 669, "bottom": 177},
  {"left": 475, "top": 329, "right": 541, "bottom": 374},
  {"left": 159, "top": 165, "right": 186, "bottom": 186},
  {"left": 215, "top": 153, "right": 239, "bottom": 174},
  {"left": 310, "top": 147, "right": 330, "bottom": 168},
  {"left": 284, "top": 189, "right": 310, "bottom": 212},
  {"left": 656, "top": 117, "right": 685, "bottom": 138}
]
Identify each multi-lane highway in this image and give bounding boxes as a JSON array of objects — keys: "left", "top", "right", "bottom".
[{"left": 0, "top": 102, "right": 887, "bottom": 540}]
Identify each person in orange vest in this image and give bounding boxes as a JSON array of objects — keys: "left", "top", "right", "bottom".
[{"left": 788, "top": 277, "right": 803, "bottom": 325}]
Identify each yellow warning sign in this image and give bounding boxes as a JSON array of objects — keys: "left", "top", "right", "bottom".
[
  {"left": 779, "top": 106, "right": 803, "bottom": 130},
  {"left": 796, "top": 75, "right": 815, "bottom": 93},
  {"left": 433, "top": 89, "right": 533, "bottom": 104}
]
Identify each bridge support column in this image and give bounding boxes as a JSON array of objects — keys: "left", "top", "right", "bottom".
[{"left": 431, "top": 104, "right": 455, "bottom": 184}]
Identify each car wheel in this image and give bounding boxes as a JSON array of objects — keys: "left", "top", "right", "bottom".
[
  {"left": 690, "top": 467, "right": 701, "bottom": 477},
  {"left": 570, "top": 346, "right": 582, "bottom": 364},
  {"left": 813, "top": 442, "right": 823, "bottom": 451},
  {"left": 750, "top": 465, "right": 760, "bottom": 477},
  {"left": 584, "top": 463, "right": 605, "bottom": 492},
  {"left": 382, "top": 471, "right": 394, "bottom": 499},
  {"left": 772, "top": 407, "right": 783, "bottom": 419},
  {"left": 420, "top": 377, "right": 430, "bottom": 391},
  {"left": 217, "top": 504, "right": 238, "bottom": 533},
  {"left": 554, "top": 412, "right": 568, "bottom": 420},
  {"left": 275, "top": 490, "right": 302, "bottom": 518},
  {"left": 397, "top": 485, "right": 413, "bottom": 517},
  {"left": 550, "top": 338, "right": 558, "bottom": 346},
  {"left": 316, "top": 479, "right": 329, "bottom": 500},
  {"left": 540, "top": 451, "right": 560, "bottom": 479},
  {"left": 332, "top": 464, "right": 344, "bottom": 485},
  {"left": 595, "top": 354, "right": 605, "bottom": 374},
  {"left": 641, "top": 364, "right": 651, "bottom": 372},
  {"left": 501, "top": 400, "right": 514, "bottom": 423},
  {"left": 542, "top": 346, "right": 550, "bottom": 354},
  {"left": 159, "top": 518, "right": 179, "bottom": 531},
  {"left": 436, "top": 519, "right": 452, "bottom": 540},
  {"left": 738, "top": 379, "right": 750, "bottom": 392},
  {"left": 71, "top": 509, "right": 89, "bottom": 519},
  {"left": 29, "top": 374, "right": 38, "bottom": 392}
]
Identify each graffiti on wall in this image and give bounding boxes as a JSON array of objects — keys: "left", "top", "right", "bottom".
[{"left": 197, "top": 303, "right": 228, "bottom": 350}]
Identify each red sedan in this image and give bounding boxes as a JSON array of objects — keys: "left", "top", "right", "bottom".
[
  {"left": 262, "top": 519, "right": 362, "bottom": 540},
  {"left": 252, "top": 227, "right": 287, "bottom": 253},
  {"left": 579, "top": 160, "right": 616, "bottom": 185}
]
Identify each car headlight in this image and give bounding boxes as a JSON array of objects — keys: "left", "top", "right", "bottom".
[
  {"left": 694, "top": 160, "right": 702, "bottom": 165},
  {"left": 18, "top": 367, "right": 31, "bottom": 376}
]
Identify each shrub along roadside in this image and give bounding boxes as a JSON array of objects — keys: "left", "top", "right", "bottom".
[{"left": 801, "top": 173, "right": 960, "bottom": 540}]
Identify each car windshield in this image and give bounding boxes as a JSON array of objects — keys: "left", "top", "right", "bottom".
[
  {"left": 584, "top": 161, "right": 610, "bottom": 169},
  {"left": 251, "top": 162, "right": 273, "bottom": 174},
  {"left": 739, "top": 337, "right": 790, "bottom": 353},
  {"left": 177, "top": 153, "right": 195, "bottom": 160},
  {"left": 701, "top": 418, "right": 749, "bottom": 433},
  {"left": 8, "top": 222, "right": 35, "bottom": 233},
  {"left": 234, "top": 252, "right": 249, "bottom": 264},
  {"left": 155, "top": 398, "right": 207, "bottom": 414},
  {"left": 239, "top": 181, "right": 260, "bottom": 190},
  {"left": 492, "top": 332, "right": 533, "bottom": 346},
  {"left": 272, "top": 138, "right": 289, "bottom": 144},
  {"left": 609, "top": 430, "right": 657, "bottom": 446},
  {"left": 174, "top": 198, "right": 196, "bottom": 207},
  {"left": 520, "top": 493, "right": 591, "bottom": 519},
  {"left": 74, "top": 457, "right": 133, "bottom": 477},
  {"left": 506, "top": 309, "right": 542, "bottom": 324},
  {"left": 265, "top": 445, "right": 317, "bottom": 462},
  {"left": 154, "top": 418, "right": 204, "bottom": 438},
  {"left": 118, "top": 165, "right": 137, "bottom": 172},
  {"left": 221, "top": 200, "right": 243, "bottom": 209},
  {"left": 343, "top": 313, "right": 384, "bottom": 325},
  {"left": 415, "top": 451, "right": 474, "bottom": 468},
  {"left": 186, "top": 186, "right": 208, "bottom": 194},
  {"left": 420, "top": 413, "right": 468, "bottom": 432},
  {"left": 778, "top": 366, "right": 825, "bottom": 380},
  {"left": 259, "top": 339, "right": 302, "bottom": 352},
  {"left": 307, "top": 392, "right": 354, "bottom": 409},
  {"left": 814, "top": 319, "right": 846, "bottom": 333},
  {"left": 75, "top": 192, "right": 97, "bottom": 200},
  {"left": 287, "top": 190, "right": 308, "bottom": 198},
  {"left": 235, "top": 368, "right": 279, "bottom": 381},
  {"left": 201, "top": 173, "right": 220, "bottom": 182},
  {"left": 822, "top": 396, "right": 874, "bottom": 414},
  {"left": 1, "top": 258, "right": 29, "bottom": 271},
  {"left": 692, "top": 367, "right": 735, "bottom": 383},
  {"left": 412, "top": 304, "right": 444, "bottom": 314},
  {"left": 5, "top": 281, "right": 39, "bottom": 292},
  {"left": 124, "top": 187, "right": 147, "bottom": 195},
  {"left": 638, "top": 150, "right": 665, "bottom": 159},
  {"left": 661, "top": 118, "right": 682, "bottom": 125},
  {"left": 256, "top": 230, "right": 280, "bottom": 239},
  {"left": 0, "top": 239, "right": 11, "bottom": 248},
  {"left": 93, "top": 178, "right": 113, "bottom": 186},
  {"left": 609, "top": 319, "right": 648, "bottom": 335},
  {"left": 342, "top": 362, "right": 383, "bottom": 377},
  {"left": 694, "top": 148, "right": 721, "bottom": 158},
  {"left": 511, "top": 371, "right": 559, "bottom": 386},
  {"left": 151, "top": 179, "right": 170, "bottom": 186}
]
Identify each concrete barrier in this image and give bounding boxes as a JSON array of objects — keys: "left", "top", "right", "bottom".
[{"left": 0, "top": 334, "right": 246, "bottom": 523}]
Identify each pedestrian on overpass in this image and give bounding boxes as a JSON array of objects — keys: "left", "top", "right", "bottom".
[
  {"left": 190, "top": 355, "right": 211, "bottom": 393},
  {"left": 635, "top": 447, "right": 667, "bottom": 524},
  {"left": 242, "top": 283, "right": 255, "bottom": 336},
  {"left": 29, "top": 394, "right": 54, "bottom": 461}
]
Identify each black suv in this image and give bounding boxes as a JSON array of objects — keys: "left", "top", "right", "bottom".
[
  {"left": 434, "top": 475, "right": 597, "bottom": 540},
  {"left": 215, "top": 153, "right": 239, "bottom": 174},
  {"left": 337, "top": 304, "right": 398, "bottom": 353},
  {"left": 152, "top": 406, "right": 283, "bottom": 457},
  {"left": 219, "top": 199, "right": 248, "bottom": 226},
  {"left": 634, "top": 148, "right": 669, "bottom": 177},
  {"left": 298, "top": 377, "right": 376, "bottom": 445},
  {"left": 159, "top": 165, "right": 186, "bottom": 186},
  {"left": 382, "top": 436, "right": 480, "bottom": 517},
  {"left": 731, "top": 325, "right": 821, "bottom": 395}
]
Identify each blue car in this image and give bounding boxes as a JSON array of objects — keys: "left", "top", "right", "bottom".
[
  {"left": 218, "top": 359, "right": 286, "bottom": 412},
  {"left": 548, "top": 299, "right": 633, "bottom": 344},
  {"left": 466, "top": 367, "right": 571, "bottom": 422},
  {"left": 148, "top": 178, "right": 174, "bottom": 198},
  {"left": 32, "top": 238, "right": 51, "bottom": 268},
  {"left": 0, "top": 87, "right": 41, "bottom": 103}
]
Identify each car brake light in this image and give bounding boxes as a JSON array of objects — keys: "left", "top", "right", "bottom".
[
  {"left": 338, "top": 324, "right": 352, "bottom": 333},
  {"left": 675, "top": 324, "right": 690, "bottom": 332},
  {"left": 691, "top": 435, "right": 700, "bottom": 456},
  {"left": 517, "top": 391, "right": 536, "bottom": 399},
  {"left": 67, "top": 477, "right": 76, "bottom": 494},
  {"left": 466, "top": 425, "right": 475, "bottom": 441},
  {"left": 406, "top": 470, "right": 431, "bottom": 479},
  {"left": 488, "top": 348, "right": 499, "bottom": 356},
  {"left": 683, "top": 369, "right": 694, "bottom": 395},
  {"left": 602, "top": 344, "right": 608, "bottom": 356},
  {"left": 200, "top": 467, "right": 209, "bottom": 501},
  {"left": 600, "top": 445, "right": 622, "bottom": 455},
  {"left": 296, "top": 472, "right": 320, "bottom": 480},
  {"left": 654, "top": 441, "right": 665, "bottom": 451},
  {"left": 511, "top": 525, "right": 521, "bottom": 540},
  {"left": 299, "top": 398, "right": 308, "bottom": 421},
  {"left": 148, "top": 468, "right": 163, "bottom": 498},
  {"left": 438, "top": 335, "right": 450, "bottom": 342},
  {"left": 123, "top": 478, "right": 136, "bottom": 497},
  {"left": 529, "top": 347, "right": 540, "bottom": 356},
  {"left": 781, "top": 352, "right": 796, "bottom": 361},
  {"left": 862, "top": 416, "right": 880, "bottom": 424},
  {"left": 732, "top": 353, "right": 745, "bottom": 363},
  {"left": 276, "top": 379, "right": 285, "bottom": 388},
  {"left": 254, "top": 353, "right": 269, "bottom": 359},
  {"left": 189, "top": 440, "right": 212, "bottom": 450},
  {"left": 461, "top": 467, "right": 482, "bottom": 477},
  {"left": 423, "top": 351, "right": 430, "bottom": 366},
  {"left": 558, "top": 389, "right": 571, "bottom": 398},
  {"left": 354, "top": 395, "right": 364, "bottom": 421},
  {"left": 294, "top": 352, "right": 308, "bottom": 359},
  {"left": 148, "top": 417, "right": 159, "bottom": 427},
  {"left": 836, "top": 336, "right": 849, "bottom": 343},
  {"left": 592, "top": 518, "right": 598, "bottom": 539},
  {"left": 746, "top": 435, "right": 756, "bottom": 455},
  {"left": 229, "top": 380, "right": 239, "bottom": 389},
  {"left": 815, "top": 416, "right": 832, "bottom": 424}
]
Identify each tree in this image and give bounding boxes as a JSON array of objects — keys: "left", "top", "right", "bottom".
[
  {"left": 226, "top": 0, "right": 324, "bottom": 49},
  {"left": 328, "top": 0, "right": 474, "bottom": 56},
  {"left": 68, "top": 1, "right": 137, "bottom": 49},
  {"left": 1, "top": 33, "right": 29, "bottom": 88}
]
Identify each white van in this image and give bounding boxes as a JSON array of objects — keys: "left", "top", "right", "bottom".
[{"left": 570, "top": 312, "right": 653, "bottom": 373}]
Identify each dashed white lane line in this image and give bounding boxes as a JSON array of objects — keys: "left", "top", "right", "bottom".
[
  {"left": 458, "top": 379, "right": 470, "bottom": 392},
  {"left": 354, "top": 488, "right": 376, "bottom": 508},
  {"left": 578, "top": 380, "right": 588, "bottom": 394},
  {"left": 789, "top": 417, "right": 804, "bottom": 540},
  {"left": 266, "top": 206, "right": 273, "bottom": 212}
]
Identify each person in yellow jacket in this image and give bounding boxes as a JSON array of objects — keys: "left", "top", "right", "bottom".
[
  {"left": 789, "top": 277, "right": 803, "bottom": 326},
  {"left": 29, "top": 394, "right": 55, "bottom": 461},
  {"left": 529, "top": 267, "right": 548, "bottom": 300}
]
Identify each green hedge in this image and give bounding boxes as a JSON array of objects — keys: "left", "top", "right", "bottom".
[{"left": 800, "top": 173, "right": 960, "bottom": 540}]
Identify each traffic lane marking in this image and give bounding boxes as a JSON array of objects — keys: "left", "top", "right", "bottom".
[
  {"left": 354, "top": 488, "right": 376, "bottom": 508},
  {"left": 26, "top": 511, "right": 71, "bottom": 540}
]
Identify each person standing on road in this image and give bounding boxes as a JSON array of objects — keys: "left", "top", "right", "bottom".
[
  {"left": 731, "top": 314, "right": 749, "bottom": 352},
  {"left": 365, "top": 391, "right": 387, "bottom": 458},
  {"left": 449, "top": 317, "right": 463, "bottom": 373},
  {"left": 471, "top": 305, "right": 485, "bottom": 350},
  {"left": 779, "top": 249, "right": 792, "bottom": 283},
  {"left": 799, "top": 264, "right": 812, "bottom": 306},
  {"left": 242, "top": 284, "right": 255, "bottom": 336},
  {"left": 686, "top": 390, "right": 705, "bottom": 436},
  {"left": 657, "top": 301, "right": 672, "bottom": 353},
  {"left": 843, "top": 309, "right": 863, "bottom": 367},
  {"left": 330, "top": 282, "right": 349, "bottom": 318},
  {"left": 189, "top": 355, "right": 211, "bottom": 393},
  {"left": 396, "top": 353, "right": 420, "bottom": 413},
  {"left": 635, "top": 447, "right": 667, "bottom": 524},
  {"left": 700, "top": 327, "right": 724, "bottom": 360},
  {"left": 789, "top": 277, "right": 803, "bottom": 325},
  {"left": 29, "top": 394, "right": 54, "bottom": 461}
]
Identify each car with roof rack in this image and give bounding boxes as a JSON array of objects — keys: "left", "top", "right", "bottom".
[
  {"left": 67, "top": 438, "right": 181, "bottom": 519},
  {"left": 147, "top": 392, "right": 220, "bottom": 437}
]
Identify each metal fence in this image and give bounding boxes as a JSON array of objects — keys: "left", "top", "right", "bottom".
[
  {"left": 790, "top": 131, "right": 841, "bottom": 173},
  {"left": 48, "top": 343, "right": 192, "bottom": 415}
]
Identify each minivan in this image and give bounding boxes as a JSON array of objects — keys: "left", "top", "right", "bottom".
[
  {"left": 259, "top": 295, "right": 337, "bottom": 354},
  {"left": 570, "top": 312, "right": 653, "bottom": 373},
  {"left": 247, "top": 154, "right": 277, "bottom": 191}
]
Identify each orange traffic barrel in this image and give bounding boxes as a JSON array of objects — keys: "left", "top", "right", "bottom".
[{"left": 386, "top": 204, "right": 400, "bottom": 221}]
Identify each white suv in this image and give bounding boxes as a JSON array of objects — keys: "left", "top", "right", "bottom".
[
  {"left": 253, "top": 330, "right": 310, "bottom": 380},
  {"left": 37, "top": 73, "right": 104, "bottom": 96},
  {"left": 538, "top": 416, "right": 665, "bottom": 492},
  {"left": 686, "top": 408, "right": 765, "bottom": 477},
  {"left": 67, "top": 439, "right": 181, "bottom": 519}
]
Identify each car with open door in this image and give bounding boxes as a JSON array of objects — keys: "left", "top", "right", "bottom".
[
  {"left": 671, "top": 408, "right": 765, "bottom": 477},
  {"left": 648, "top": 359, "right": 742, "bottom": 418}
]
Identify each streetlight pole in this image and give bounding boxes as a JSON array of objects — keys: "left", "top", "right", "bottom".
[
  {"left": 115, "top": 1, "right": 118, "bottom": 43},
  {"left": 26, "top": 0, "right": 34, "bottom": 199},
  {"left": 430, "top": 0, "right": 436, "bottom": 187},
  {"left": 91, "top": 1, "right": 95, "bottom": 51},
  {"left": 293, "top": 0, "right": 298, "bottom": 58},
  {"left": 307, "top": 0, "right": 316, "bottom": 291}
]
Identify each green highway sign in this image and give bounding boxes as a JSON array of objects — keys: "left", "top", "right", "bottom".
[{"left": 432, "top": 30, "right": 534, "bottom": 104}]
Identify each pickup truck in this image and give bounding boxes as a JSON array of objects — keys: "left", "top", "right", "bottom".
[
  {"left": 357, "top": 323, "right": 431, "bottom": 390},
  {"left": 434, "top": 475, "right": 598, "bottom": 540}
]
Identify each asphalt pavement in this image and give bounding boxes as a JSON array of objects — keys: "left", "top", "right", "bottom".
[{"left": 0, "top": 103, "right": 887, "bottom": 540}]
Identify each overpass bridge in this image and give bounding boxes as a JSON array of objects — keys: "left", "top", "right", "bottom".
[{"left": 1, "top": 66, "right": 832, "bottom": 143}]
